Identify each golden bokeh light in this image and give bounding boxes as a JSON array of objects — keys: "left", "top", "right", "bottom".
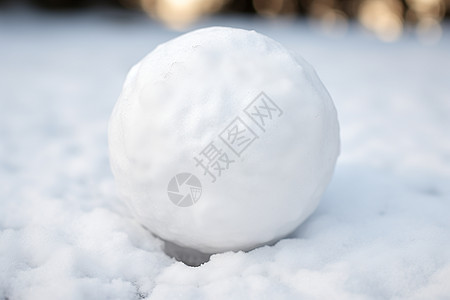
[
  {"left": 141, "top": 0, "right": 227, "bottom": 29},
  {"left": 309, "top": 0, "right": 348, "bottom": 36},
  {"left": 416, "top": 17, "right": 443, "bottom": 44},
  {"left": 358, "top": 0, "right": 404, "bottom": 41},
  {"left": 318, "top": 9, "right": 348, "bottom": 36},
  {"left": 406, "top": 0, "right": 444, "bottom": 43},
  {"left": 137, "top": 0, "right": 448, "bottom": 42},
  {"left": 407, "top": 0, "right": 444, "bottom": 18}
]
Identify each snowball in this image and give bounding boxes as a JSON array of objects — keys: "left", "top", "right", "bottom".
[{"left": 108, "top": 27, "right": 339, "bottom": 255}]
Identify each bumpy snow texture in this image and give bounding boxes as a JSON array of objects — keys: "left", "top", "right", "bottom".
[{"left": 108, "top": 27, "right": 340, "bottom": 255}]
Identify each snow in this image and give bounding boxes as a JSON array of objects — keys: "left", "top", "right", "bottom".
[
  {"left": 1, "top": 9, "right": 450, "bottom": 299},
  {"left": 109, "top": 26, "right": 340, "bottom": 255}
]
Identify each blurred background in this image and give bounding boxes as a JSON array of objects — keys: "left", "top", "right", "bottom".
[
  {"left": 1, "top": 0, "right": 450, "bottom": 297},
  {"left": 1, "top": 0, "right": 449, "bottom": 42}
]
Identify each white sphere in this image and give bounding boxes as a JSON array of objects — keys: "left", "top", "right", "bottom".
[{"left": 108, "top": 27, "right": 339, "bottom": 254}]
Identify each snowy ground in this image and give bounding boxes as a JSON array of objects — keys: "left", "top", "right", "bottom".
[{"left": 1, "top": 8, "right": 450, "bottom": 299}]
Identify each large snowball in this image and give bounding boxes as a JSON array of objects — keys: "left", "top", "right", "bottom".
[{"left": 108, "top": 27, "right": 339, "bottom": 254}]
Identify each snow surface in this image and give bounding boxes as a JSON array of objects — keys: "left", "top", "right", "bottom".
[
  {"left": 1, "top": 9, "right": 450, "bottom": 299},
  {"left": 109, "top": 26, "right": 340, "bottom": 255}
]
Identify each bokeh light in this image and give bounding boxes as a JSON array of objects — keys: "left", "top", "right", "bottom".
[
  {"left": 309, "top": 0, "right": 349, "bottom": 36},
  {"left": 358, "top": 0, "right": 404, "bottom": 41},
  {"left": 6, "top": 0, "right": 449, "bottom": 42},
  {"left": 141, "top": 0, "right": 228, "bottom": 28}
]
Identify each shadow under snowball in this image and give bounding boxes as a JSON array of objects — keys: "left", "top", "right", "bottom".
[{"left": 162, "top": 240, "right": 212, "bottom": 267}]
